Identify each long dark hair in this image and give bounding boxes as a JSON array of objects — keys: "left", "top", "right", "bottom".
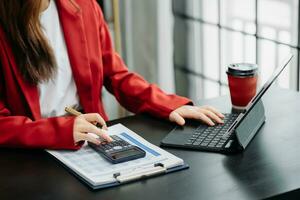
[{"left": 0, "top": 0, "right": 56, "bottom": 84}]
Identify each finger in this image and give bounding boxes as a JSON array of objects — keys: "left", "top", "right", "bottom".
[
  {"left": 81, "top": 133, "right": 101, "bottom": 145},
  {"left": 79, "top": 121, "right": 113, "bottom": 142},
  {"left": 98, "top": 129, "right": 113, "bottom": 142},
  {"left": 77, "top": 120, "right": 101, "bottom": 135},
  {"left": 202, "top": 106, "right": 225, "bottom": 118},
  {"left": 176, "top": 108, "right": 202, "bottom": 119},
  {"left": 200, "top": 109, "right": 224, "bottom": 124},
  {"left": 170, "top": 112, "right": 185, "bottom": 126},
  {"left": 177, "top": 108, "right": 215, "bottom": 126},
  {"left": 102, "top": 124, "right": 108, "bottom": 131},
  {"left": 197, "top": 113, "right": 215, "bottom": 126},
  {"left": 87, "top": 122, "right": 112, "bottom": 142},
  {"left": 82, "top": 113, "right": 107, "bottom": 128}
]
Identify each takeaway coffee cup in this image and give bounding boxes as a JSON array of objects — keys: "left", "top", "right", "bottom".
[{"left": 227, "top": 63, "right": 258, "bottom": 110}]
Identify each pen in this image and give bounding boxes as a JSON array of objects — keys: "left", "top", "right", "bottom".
[{"left": 65, "top": 107, "right": 112, "bottom": 142}]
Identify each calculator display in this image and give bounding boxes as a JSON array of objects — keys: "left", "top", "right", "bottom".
[{"left": 111, "top": 149, "right": 142, "bottom": 159}]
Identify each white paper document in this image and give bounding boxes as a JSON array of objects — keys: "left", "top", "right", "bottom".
[{"left": 47, "top": 123, "right": 186, "bottom": 188}]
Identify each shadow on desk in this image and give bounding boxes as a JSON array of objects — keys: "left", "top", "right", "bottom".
[
  {"left": 222, "top": 144, "right": 285, "bottom": 199},
  {"left": 222, "top": 126, "right": 300, "bottom": 200}
]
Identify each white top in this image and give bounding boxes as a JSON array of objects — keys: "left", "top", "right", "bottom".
[{"left": 39, "top": 0, "right": 80, "bottom": 118}]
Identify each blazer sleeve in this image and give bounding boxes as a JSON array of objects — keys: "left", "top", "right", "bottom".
[
  {"left": 0, "top": 70, "right": 79, "bottom": 150},
  {"left": 95, "top": 4, "right": 192, "bottom": 119}
]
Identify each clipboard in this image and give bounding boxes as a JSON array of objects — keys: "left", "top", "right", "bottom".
[
  {"left": 47, "top": 124, "right": 189, "bottom": 190},
  {"left": 64, "top": 161, "right": 189, "bottom": 190}
]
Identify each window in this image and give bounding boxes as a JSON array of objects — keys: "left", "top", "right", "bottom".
[{"left": 173, "top": 0, "right": 299, "bottom": 101}]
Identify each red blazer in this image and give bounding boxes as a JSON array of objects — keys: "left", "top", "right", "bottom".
[{"left": 0, "top": 0, "right": 190, "bottom": 150}]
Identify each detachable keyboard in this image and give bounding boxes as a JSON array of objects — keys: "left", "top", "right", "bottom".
[{"left": 184, "top": 113, "right": 239, "bottom": 149}]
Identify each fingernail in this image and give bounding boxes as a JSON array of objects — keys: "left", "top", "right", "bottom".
[{"left": 106, "top": 136, "right": 113, "bottom": 142}]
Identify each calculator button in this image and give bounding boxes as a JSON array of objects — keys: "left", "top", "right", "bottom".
[{"left": 113, "top": 146, "right": 123, "bottom": 150}]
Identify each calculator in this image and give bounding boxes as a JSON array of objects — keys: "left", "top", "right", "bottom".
[{"left": 88, "top": 135, "right": 146, "bottom": 164}]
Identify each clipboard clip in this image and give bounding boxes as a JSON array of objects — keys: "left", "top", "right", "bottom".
[{"left": 113, "top": 163, "right": 166, "bottom": 183}]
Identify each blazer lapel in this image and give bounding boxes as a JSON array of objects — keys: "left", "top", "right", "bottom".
[
  {"left": 0, "top": 32, "right": 41, "bottom": 120},
  {"left": 56, "top": 0, "right": 94, "bottom": 113}
]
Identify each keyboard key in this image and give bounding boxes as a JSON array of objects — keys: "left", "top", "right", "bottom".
[
  {"left": 185, "top": 113, "right": 238, "bottom": 149},
  {"left": 193, "top": 142, "right": 201, "bottom": 146}
]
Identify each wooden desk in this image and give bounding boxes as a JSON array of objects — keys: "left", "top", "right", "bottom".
[{"left": 1, "top": 87, "right": 300, "bottom": 200}]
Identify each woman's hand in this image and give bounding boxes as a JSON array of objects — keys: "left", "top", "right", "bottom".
[
  {"left": 73, "top": 113, "right": 112, "bottom": 145},
  {"left": 169, "top": 105, "right": 225, "bottom": 126}
]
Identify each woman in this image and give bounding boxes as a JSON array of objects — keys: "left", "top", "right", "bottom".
[{"left": 0, "top": 0, "right": 224, "bottom": 149}]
